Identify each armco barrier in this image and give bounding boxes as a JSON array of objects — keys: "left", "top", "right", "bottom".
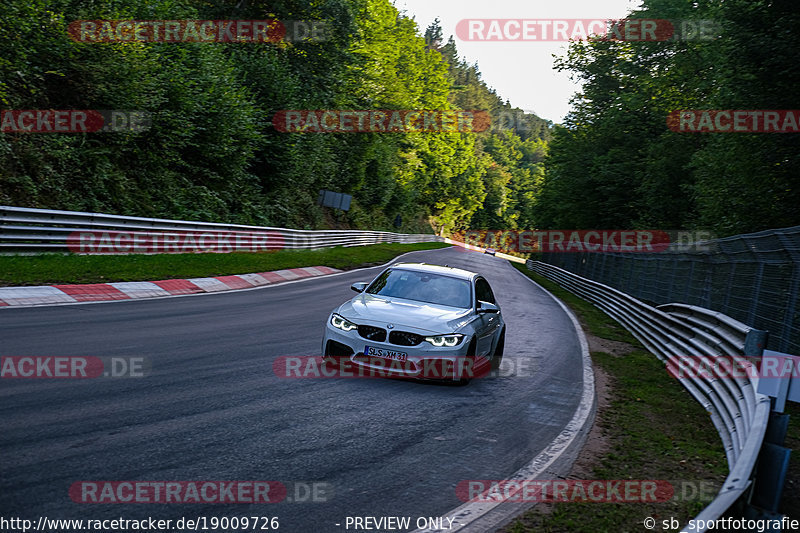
[
  {"left": 0, "top": 206, "right": 441, "bottom": 253},
  {"left": 539, "top": 225, "right": 800, "bottom": 355},
  {"left": 526, "top": 260, "right": 771, "bottom": 533}
]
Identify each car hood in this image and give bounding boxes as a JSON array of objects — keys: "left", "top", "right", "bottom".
[{"left": 337, "top": 293, "right": 473, "bottom": 333}]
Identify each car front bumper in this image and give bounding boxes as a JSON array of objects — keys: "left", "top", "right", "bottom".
[{"left": 321, "top": 320, "right": 483, "bottom": 381}]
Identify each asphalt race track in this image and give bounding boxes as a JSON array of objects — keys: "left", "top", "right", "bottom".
[{"left": 0, "top": 247, "right": 586, "bottom": 532}]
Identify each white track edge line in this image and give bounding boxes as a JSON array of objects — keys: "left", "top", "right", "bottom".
[{"left": 412, "top": 263, "right": 596, "bottom": 533}]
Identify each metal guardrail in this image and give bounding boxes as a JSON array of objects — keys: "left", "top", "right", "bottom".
[
  {"left": 0, "top": 206, "right": 441, "bottom": 253},
  {"left": 526, "top": 259, "right": 771, "bottom": 533}
]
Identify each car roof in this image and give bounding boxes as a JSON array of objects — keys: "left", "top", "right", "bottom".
[{"left": 389, "top": 262, "right": 477, "bottom": 281}]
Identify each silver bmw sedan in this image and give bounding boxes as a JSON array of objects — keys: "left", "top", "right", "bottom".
[{"left": 321, "top": 262, "right": 505, "bottom": 382}]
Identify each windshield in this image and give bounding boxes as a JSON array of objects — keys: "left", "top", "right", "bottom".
[{"left": 366, "top": 269, "right": 471, "bottom": 309}]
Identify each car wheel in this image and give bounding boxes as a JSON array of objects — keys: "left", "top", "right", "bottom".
[{"left": 491, "top": 328, "right": 505, "bottom": 371}]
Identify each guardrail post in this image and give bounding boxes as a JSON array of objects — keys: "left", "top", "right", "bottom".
[
  {"left": 748, "top": 418, "right": 792, "bottom": 520},
  {"left": 744, "top": 329, "right": 769, "bottom": 357},
  {"left": 750, "top": 348, "right": 798, "bottom": 523}
]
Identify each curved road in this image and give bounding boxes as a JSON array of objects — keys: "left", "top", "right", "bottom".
[{"left": 0, "top": 247, "right": 586, "bottom": 532}]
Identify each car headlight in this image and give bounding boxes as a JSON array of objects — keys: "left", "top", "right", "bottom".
[
  {"left": 331, "top": 313, "right": 358, "bottom": 332},
  {"left": 424, "top": 334, "right": 464, "bottom": 347}
]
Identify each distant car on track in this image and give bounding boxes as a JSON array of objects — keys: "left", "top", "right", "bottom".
[
  {"left": 484, "top": 248, "right": 496, "bottom": 255},
  {"left": 321, "top": 263, "right": 505, "bottom": 382}
]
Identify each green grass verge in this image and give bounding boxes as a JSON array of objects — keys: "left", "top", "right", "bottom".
[
  {"left": 0, "top": 242, "right": 449, "bottom": 286},
  {"left": 504, "top": 263, "right": 728, "bottom": 533}
]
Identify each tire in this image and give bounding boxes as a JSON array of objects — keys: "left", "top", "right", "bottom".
[{"left": 491, "top": 328, "right": 505, "bottom": 371}]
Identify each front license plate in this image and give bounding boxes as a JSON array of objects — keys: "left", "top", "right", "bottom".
[{"left": 365, "top": 346, "right": 408, "bottom": 361}]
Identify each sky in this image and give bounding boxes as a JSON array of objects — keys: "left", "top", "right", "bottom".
[{"left": 392, "top": 0, "right": 642, "bottom": 123}]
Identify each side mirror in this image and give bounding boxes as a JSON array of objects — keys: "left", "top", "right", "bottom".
[
  {"left": 477, "top": 301, "right": 499, "bottom": 314},
  {"left": 351, "top": 282, "right": 368, "bottom": 293}
]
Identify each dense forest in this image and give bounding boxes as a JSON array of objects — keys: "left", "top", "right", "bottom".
[
  {"left": 1, "top": 0, "right": 797, "bottom": 238},
  {"left": 538, "top": 0, "right": 800, "bottom": 237},
  {"left": 0, "top": 0, "right": 549, "bottom": 234}
]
